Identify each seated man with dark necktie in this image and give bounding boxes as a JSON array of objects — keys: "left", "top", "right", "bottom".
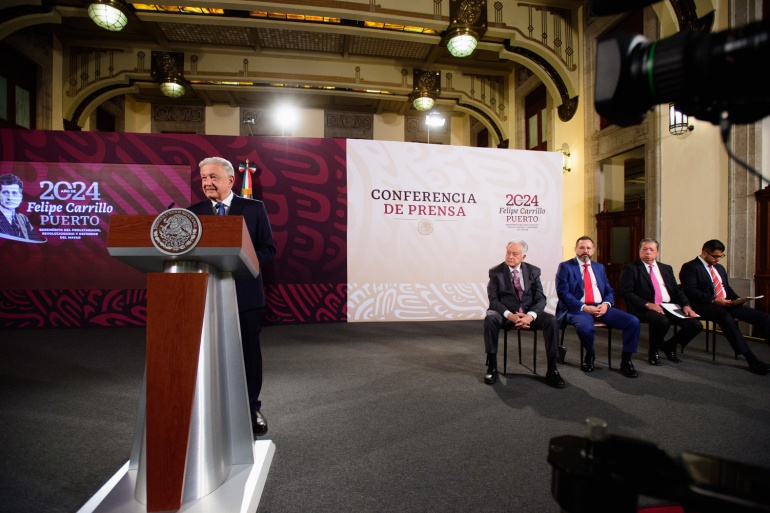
[
  {"left": 679, "top": 239, "right": 770, "bottom": 375},
  {"left": 483, "top": 239, "right": 564, "bottom": 389},
  {"left": 619, "top": 238, "right": 702, "bottom": 365},
  {"left": 555, "top": 235, "right": 641, "bottom": 378}
]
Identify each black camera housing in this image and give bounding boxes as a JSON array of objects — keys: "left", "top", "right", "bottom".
[{"left": 595, "top": 19, "right": 770, "bottom": 127}]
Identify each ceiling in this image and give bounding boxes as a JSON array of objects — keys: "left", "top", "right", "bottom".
[{"left": 2, "top": 0, "right": 583, "bottom": 118}]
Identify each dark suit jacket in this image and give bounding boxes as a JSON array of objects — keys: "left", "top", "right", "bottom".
[
  {"left": 0, "top": 211, "right": 44, "bottom": 241},
  {"left": 555, "top": 258, "right": 614, "bottom": 325},
  {"left": 188, "top": 195, "right": 276, "bottom": 311},
  {"left": 679, "top": 257, "right": 739, "bottom": 307},
  {"left": 619, "top": 259, "right": 691, "bottom": 315},
  {"left": 487, "top": 261, "right": 547, "bottom": 317}
]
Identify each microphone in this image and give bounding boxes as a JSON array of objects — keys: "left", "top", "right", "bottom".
[{"left": 167, "top": 202, "right": 175, "bottom": 209}]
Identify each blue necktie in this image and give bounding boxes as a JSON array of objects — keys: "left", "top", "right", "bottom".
[{"left": 215, "top": 202, "right": 225, "bottom": 216}]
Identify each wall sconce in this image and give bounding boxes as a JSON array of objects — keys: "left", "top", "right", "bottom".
[
  {"left": 151, "top": 51, "right": 187, "bottom": 98},
  {"left": 87, "top": 0, "right": 130, "bottom": 32},
  {"left": 445, "top": 0, "right": 487, "bottom": 58},
  {"left": 669, "top": 103, "right": 694, "bottom": 135},
  {"left": 561, "top": 143, "right": 571, "bottom": 172},
  {"left": 410, "top": 69, "right": 441, "bottom": 111}
]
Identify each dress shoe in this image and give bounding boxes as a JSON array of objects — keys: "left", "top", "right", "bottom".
[
  {"left": 252, "top": 410, "right": 268, "bottom": 437},
  {"left": 620, "top": 360, "right": 638, "bottom": 378},
  {"left": 648, "top": 353, "right": 661, "bottom": 366},
  {"left": 484, "top": 368, "right": 498, "bottom": 385},
  {"left": 748, "top": 359, "right": 770, "bottom": 376},
  {"left": 581, "top": 354, "right": 595, "bottom": 373},
  {"left": 545, "top": 369, "right": 565, "bottom": 389},
  {"left": 557, "top": 345, "right": 567, "bottom": 364},
  {"left": 663, "top": 350, "right": 682, "bottom": 364}
]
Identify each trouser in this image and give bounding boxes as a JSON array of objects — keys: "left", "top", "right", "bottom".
[
  {"left": 565, "top": 307, "right": 640, "bottom": 354},
  {"left": 633, "top": 309, "right": 703, "bottom": 353},
  {"left": 239, "top": 307, "right": 265, "bottom": 412},
  {"left": 483, "top": 309, "right": 560, "bottom": 361}
]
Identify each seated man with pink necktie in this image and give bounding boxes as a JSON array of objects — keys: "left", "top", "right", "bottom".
[
  {"left": 619, "top": 238, "right": 702, "bottom": 366},
  {"left": 555, "top": 235, "right": 641, "bottom": 378},
  {"left": 679, "top": 239, "right": 770, "bottom": 375}
]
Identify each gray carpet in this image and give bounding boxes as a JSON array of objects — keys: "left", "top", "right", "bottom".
[{"left": 1, "top": 321, "right": 769, "bottom": 513}]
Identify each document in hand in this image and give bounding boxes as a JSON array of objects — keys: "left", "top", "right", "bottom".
[
  {"left": 731, "top": 295, "right": 764, "bottom": 306},
  {"left": 661, "top": 303, "right": 699, "bottom": 318}
]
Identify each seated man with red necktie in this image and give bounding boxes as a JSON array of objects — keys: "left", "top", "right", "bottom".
[
  {"left": 483, "top": 239, "right": 565, "bottom": 388},
  {"left": 679, "top": 239, "right": 770, "bottom": 375},
  {"left": 555, "top": 235, "right": 641, "bottom": 378},
  {"left": 619, "top": 238, "right": 702, "bottom": 365}
]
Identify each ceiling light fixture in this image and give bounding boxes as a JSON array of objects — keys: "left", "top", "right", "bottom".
[
  {"left": 151, "top": 51, "right": 188, "bottom": 99},
  {"left": 446, "top": 28, "right": 479, "bottom": 58},
  {"left": 87, "top": 0, "right": 130, "bottom": 32},
  {"left": 445, "top": 0, "right": 487, "bottom": 58},
  {"left": 410, "top": 69, "right": 441, "bottom": 112},
  {"left": 159, "top": 77, "right": 186, "bottom": 98}
]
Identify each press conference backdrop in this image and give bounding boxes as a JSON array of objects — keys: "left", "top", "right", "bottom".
[
  {"left": 0, "top": 130, "right": 561, "bottom": 328},
  {"left": 347, "top": 140, "right": 562, "bottom": 322}
]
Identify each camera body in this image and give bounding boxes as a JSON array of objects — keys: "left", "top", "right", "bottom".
[
  {"left": 548, "top": 433, "right": 770, "bottom": 513},
  {"left": 594, "top": 17, "right": 770, "bottom": 127}
]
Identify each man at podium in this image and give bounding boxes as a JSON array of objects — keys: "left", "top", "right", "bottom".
[{"left": 188, "top": 156, "right": 276, "bottom": 437}]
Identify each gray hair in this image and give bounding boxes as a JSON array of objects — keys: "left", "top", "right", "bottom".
[
  {"left": 198, "top": 157, "right": 235, "bottom": 177},
  {"left": 639, "top": 238, "right": 659, "bottom": 250},
  {"left": 507, "top": 239, "right": 528, "bottom": 255}
]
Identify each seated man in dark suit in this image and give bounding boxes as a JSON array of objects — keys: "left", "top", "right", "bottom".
[
  {"left": 619, "top": 238, "right": 702, "bottom": 365},
  {"left": 483, "top": 239, "right": 565, "bottom": 388},
  {"left": 679, "top": 239, "right": 770, "bottom": 375},
  {"left": 556, "top": 235, "right": 641, "bottom": 378}
]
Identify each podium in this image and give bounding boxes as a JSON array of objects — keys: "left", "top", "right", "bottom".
[{"left": 79, "top": 213, "right": 274, "bottom": 513}]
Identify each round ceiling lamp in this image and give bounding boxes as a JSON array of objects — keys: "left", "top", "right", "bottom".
[
  {"left": 160, "top": 77, "right": 186, "bottom": 98},
  {"left": 446, "top": 28, "right": 479, "bottom": 58},
  {"left": 87, "top": 0, "right": 129, "bottom": 32},
  {"left": 412, "top": 92, "right": 435, "bottom": 111}
]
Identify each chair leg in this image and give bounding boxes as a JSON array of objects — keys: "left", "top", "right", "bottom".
[
  {"left": 560, "top": 327, "right": 567, "bottom": 364},
  {"left": 503, "top": 329, "right": 508, "bottom": 376},
  {"left": 607, "top": 328, "right": 612, "bottom": 369},
  {"left": 517, "top": 329, "right": 538, "bottom": 374}
]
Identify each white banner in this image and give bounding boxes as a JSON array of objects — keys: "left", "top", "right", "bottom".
[{"left": 347, "top": 140, "right": 562, "bottom": 322}]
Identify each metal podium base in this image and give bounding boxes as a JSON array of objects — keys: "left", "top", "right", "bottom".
[{"left": 77, "top": 440, "right": 275, "bottom": 513}]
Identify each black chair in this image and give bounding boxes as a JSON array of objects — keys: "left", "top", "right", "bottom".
[
  {"left": 703, "top": 318, "right": 740, "bottom": 361},
  {"left": 502, "top": 324, "right": 539, "bottom": 375},
  {"left": 559, "top": 320, "right": 613, "bottom": 368}
]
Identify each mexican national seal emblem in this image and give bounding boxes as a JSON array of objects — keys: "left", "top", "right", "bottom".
[
  {"left": 151, "top": 208, "right": 202, "bottom": 255},
  {"left": 417, "top": 219, "right": 434, "bottom": 235}
]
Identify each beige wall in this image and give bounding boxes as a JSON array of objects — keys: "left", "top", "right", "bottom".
[
  {"left": 659, "top": 112, "right": 729, "bottom": 272},
  {"left": 205, "top": 105, "right": 240, "bottom": 136},
  {"left": 124, "top": 98, "right": 151, "bottom": 133},
  {"left": 373, "top": 113, "right": 404, "bottom": 142}
]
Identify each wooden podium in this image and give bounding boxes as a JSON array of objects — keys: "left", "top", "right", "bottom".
[{"left": 79, "top": 213, "right": 274, "bottom": 513}]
